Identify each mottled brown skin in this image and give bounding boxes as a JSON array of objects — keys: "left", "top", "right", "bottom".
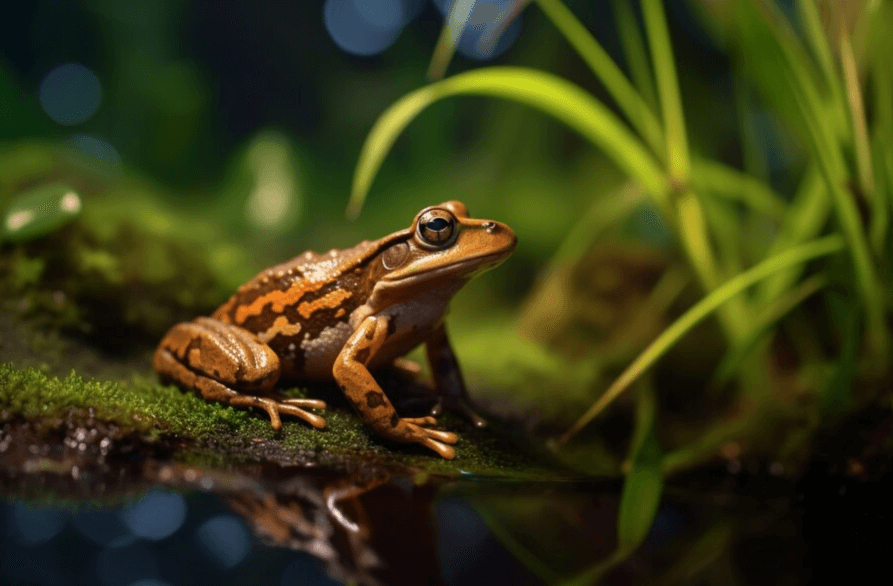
[{"left": 154, "top": 201, "right": 517, "bottom": 458}]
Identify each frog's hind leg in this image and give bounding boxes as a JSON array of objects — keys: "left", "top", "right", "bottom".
[
  {"left": 154, "top": 317, "right": 326, "bottom": 430},
  {"left": 424, "top": 322, "right": 487, "bottom": 428}
]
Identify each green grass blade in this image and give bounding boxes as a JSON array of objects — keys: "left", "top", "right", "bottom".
[
  {"left": 787, "top": 73, "right": 888, "bottom": 359},
  {"left": 716, "top": 274, "right": 827, "bottom": 382},
  {"left": 734, "top": 0, "right": 846, "bottom": 149},
  {"left": 427, "top": 0, "right": 477, "bottom": 81},
  {"left": 617, "top": 383, "right": 663, "bottom": 556},
  {"left": 741, "top": 0, "right": 888, "bottom": 358},
  {"left": 557, "top": 384, "right": 663, "bottom": 586},
  {"left": 819, "top": 294, "right": 859, "bottom": 417},
  {"left": 840, "top": 32, "right": 881, "bottom": 249},
  {"left": 756, "top": 165, "right": 829, "bottom": 304},
  {"left": 476, "top": 1, "right": 531, "bottom": 58},
  {"left": 796, "top": 0, "right": 847, "bottom": 123},
  {"left": 677, "top": 189, "right": 750, "bottom": 342},
  {"left": 690, "top": 158, "right": 788, "bottom": 221},
  {"left": 613, "top": 0, "right": 658, "bottom": 112},
  {"left": 557, "top": 234, "right": 846, "bottom": 445},
  {"left": 533, "top": 0, "right": 664, "bottom": 158},
  {"left": 349, "top": 67, "right": 667, "bottom": 217},
  {"left": 698, "top": 196, "right": 744, "bottom": 276},
  {"left": 642, "top": 0, "right": 689, "bottom": 182},
  {"left": 475, "top": 507, "right": 560, "bottom": 582}
]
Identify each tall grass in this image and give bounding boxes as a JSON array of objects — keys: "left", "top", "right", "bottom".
[{"left": 349, "top": 0, "right": 893, "bottom": 577}]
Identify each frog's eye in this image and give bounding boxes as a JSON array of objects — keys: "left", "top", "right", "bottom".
[{"left": 417, "top": 209, "right": 457, "bottom": 248}]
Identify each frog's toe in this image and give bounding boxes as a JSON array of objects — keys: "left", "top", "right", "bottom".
[
  {"left": 282, "top": 397, "right": 327, "bottom": 410},
  {"left": 422, "top": 428, "right": 458, "bottom": 444},
  {"left": 224, "top": 394, "right": 283, "bottom": 429},
  {"left": 461, "top": 405, "right": 488, "bottom": 429},
  {"left": 278, "top": 404, "right": 327, "bottom": 429},
  {"left": 403, "top": 416, "right": 438, "bottom": 426},
  {"left": 420, "top": 437, "right": 456, "bottom": 460}
]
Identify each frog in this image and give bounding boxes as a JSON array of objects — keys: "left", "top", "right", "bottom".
[{"left": 153, "top": 201, "right": 516, "bottom": 459}]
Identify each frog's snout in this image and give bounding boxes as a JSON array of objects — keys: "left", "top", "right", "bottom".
[{"left": 486, "top": 220, "right": 517, "bottom": 254}]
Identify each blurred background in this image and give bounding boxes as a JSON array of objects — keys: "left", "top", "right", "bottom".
[{"left": 2, "top": 0, "right": 891, "bottom": 584}]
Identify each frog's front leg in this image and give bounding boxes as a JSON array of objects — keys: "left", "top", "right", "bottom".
[
  {"left": 154, "top": 317, "right": 326, "bottom": 430},
  {"left": 333, "top": 315, "right": 458, "bottom": 459},
  {"left": 425, "top": 322, "right": 487, "bottom": 428}
]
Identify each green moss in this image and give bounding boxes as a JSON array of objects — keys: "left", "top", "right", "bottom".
[{"left": 0, "top": 363, "right": 562, "bottom": 480}]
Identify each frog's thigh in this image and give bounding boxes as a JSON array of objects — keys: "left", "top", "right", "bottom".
[
  {"left": 155, "top": 317, "right": 280, "bottom": 391},
  {"left": 155, "top": 318, "right": 325, "bottom": 430}
]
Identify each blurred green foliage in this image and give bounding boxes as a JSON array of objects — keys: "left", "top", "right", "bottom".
[
  {"left": 2, "top": 0, "right": 893, "bottom": 582},
  {"left": 349, "top": 0, "right": 893, "bottom": 578}
]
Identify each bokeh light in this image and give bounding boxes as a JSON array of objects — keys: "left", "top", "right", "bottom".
[
  {"left": 323, "top": 0, "right": 406, "bottom": 56},
  {"left": 244, "top": 132, "right": 302, "bottom": 231},
  {"left": 38, "top": 62, "right": 103, "bottom": 125},
  {"left": 67, "top": 135, "right": 123, "bottom": 169},
  {"left": 73, "top": 508, "right": 135, "bottom": 547},
  {"left": 6, "top": 501, "right": 68, "bottom": 546},
  {"left": 120, "top": 489, "right": 187, "bottom": 541},
  {"left": 195, "top": 515, "right": 251, "bottom": 569},
  {"left": 433, "top": 0, "right": 522, "bottom": 60}
]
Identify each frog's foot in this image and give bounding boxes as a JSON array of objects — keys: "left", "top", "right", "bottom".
[
  {"left": 226, "top": 392, "right": 327, "bottom": 430},
  {"left": 430, "top": 397, "right": 488, "bottom": 429},
  {"left": 392, "top": 417, "right": 458, "bottom": 459},
  {"left": 281, "top": 397, "right": 327, "bottom": 409}
]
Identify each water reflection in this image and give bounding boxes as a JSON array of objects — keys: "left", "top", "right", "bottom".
[
  {"left": 195, "top": 515, "right": 251, "bottom": 569},
  {"left": 120, "top": 489, "right": 187, "bottom": 541},
  {"left": 72, "top": 508, "right": 135, "bottom": 547},
  {"left": 0, "top": 468, "right": 826, "bottom": 586},
  {"left": 6, "top": 501, "right": 68, "bottom": 546},
  {"left": 94, "top": 542, "right": 159, "bottom": 586}
]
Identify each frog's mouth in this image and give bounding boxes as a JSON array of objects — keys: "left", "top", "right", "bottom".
[{"left": 389, "top": 248, "right": 514, "bottom": 284}]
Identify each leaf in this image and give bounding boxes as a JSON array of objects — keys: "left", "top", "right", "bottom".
[
  {"left": 617, "top": 384, "right": 663, "bottom": 555},
  {"left": 1, "top": 183, "right": 82, "bottom": 243},
  {"left": 558, "top": 234, "right": 845, "bottom": 444},
  {"left": 642, "top": 0, "right": 689, "bottom": 181},
  {"left": 613, "top": 0, "right": 658, "bottom": 113},
  {"left": 349, "top": 67, "right": 666, "bottom": 218},
  {"left": 555, "top": 385, "right": 664, "bottom": 586},
  {"left": 819, "top": 293, "right": 859, "bottom": 417},
  {"left": 755, "top": 165, "right": 830, "bottom": 305},
  {"left": 716, "top": 274, "right": 827, "bottom": 382},
  {"left": 534, "top": 0, "right": 664, "bottom": 157},
  {"left": 690, "top": 158, "right": 788, "bottom": 221},
  {"left": 427, "top": 0, "right": 477, "bottom": 80}
]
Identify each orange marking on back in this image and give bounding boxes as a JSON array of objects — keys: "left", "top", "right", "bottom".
[
  {"left": 297, "top": 288, "right": 352, "bottom": 319},
  {"left": 234, "top": 281, "right": 325, "bottom": 324},
  {"left": 258, "top": 315, "right": 303, "bottom": 342}
]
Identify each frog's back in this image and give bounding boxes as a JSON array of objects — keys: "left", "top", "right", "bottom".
[{"left": 210, "top": 240, "right": 386, "bottom": 378}]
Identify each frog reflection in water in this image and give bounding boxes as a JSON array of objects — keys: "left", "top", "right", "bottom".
[{"left": 154, "top": 201, "right": 517, "bottom": 459}]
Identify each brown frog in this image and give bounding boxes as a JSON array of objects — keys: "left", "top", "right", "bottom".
[{"left": 153, "top": 201, "right": 516, "bottom": 458}]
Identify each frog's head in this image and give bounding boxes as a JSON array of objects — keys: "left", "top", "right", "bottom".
[{"left": 378, "top": 201, "right": 517, "bottom": 289}]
